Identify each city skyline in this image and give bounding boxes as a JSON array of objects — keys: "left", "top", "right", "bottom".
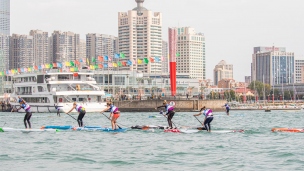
[{"left": 10, "top": 0, "right": 304, "bottom": 81}]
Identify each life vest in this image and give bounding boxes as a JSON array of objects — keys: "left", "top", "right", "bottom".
[
  {"left": 204, "top": 109, "right": 213, "bottom": 117},
  {"left": 21, "top": 103, "right": 31, "bottom": 112},
  {"left": 75, "top": 104, "right": 85, "bottom": 112},
  {"left": 109, "top": 105, "right": 119, "bottom": 113},
  {"left": 166, "top": 104, "right": 174, "bottom": 113}
]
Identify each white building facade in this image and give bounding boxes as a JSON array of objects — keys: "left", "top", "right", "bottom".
[
  {"left": 9, "top": 34, "right": 33, "bottom": 69},
  {"left": 213, "top": 60, "right": 233, "bottom": 85},
  {"left": 29, "top": 30, "right": 49, "bottom": 66},
  {"left": 176, "top": 27, "right": 205, "bottom": 80},
  {"left": 118, "top": 0, "right": 162, "bottom": 73}
]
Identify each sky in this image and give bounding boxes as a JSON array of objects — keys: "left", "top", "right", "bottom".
[{"left": 10, "top": 0, "right": 304, "bottom": 82}]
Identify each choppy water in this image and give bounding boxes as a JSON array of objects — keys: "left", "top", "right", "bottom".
[{"left": 0, "top": 110, "right": 303, "bottom": 171}]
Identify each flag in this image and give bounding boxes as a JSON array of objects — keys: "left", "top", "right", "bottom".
[
  {"left": 18, "top": 68, "right": 21, "bottom": 73},
  {"left": 161, "top": 56, "right": 164, "bottom": 61},
  {"left": 34, "top": 66, "right": 38, "bottom": 70},
  {"left": 138, "top": 59, "right": 142, "bottom": 64},
  {"left": 108, "top": 57, "right": 112, "bottom": 61},
  {"left": 98, "top": 64, "right": 103, "bottom": 69},
  {"left": 104, "top": 56, "right": 108, "bottom": 61},
  {"left": 103, "top": 63, "right": 108, "bottom": 68},
  {"left": 113, "top": 63, "right": 117, "bottom": 67},
  {"left": 90, "top": 65, "right": 94, "bottom": 70},
  {"left": 49, "top": 63, "right": 53, "bottom": 68},
  {"left": 52, "top": 63, "right": 57, "bottom": 67},
  {"left": 65, "top": 62, "right": 70, "bottom": 67},
  {"left": 0, "top": 72, "right": 4, "bottom": 76},
  {"left": 155, "top": 57, "right": 160, "bottom": 62},
  {"left": 41, "top": 64, "right": 45, "bottom": 69},
  {"left": 176, "top": 52, "right": 180, "bottom": 57},
  {"left": 108, "top": 63, "right": 113, "bottom": 67},
  {"left": 92, "top": 57, "right": 96, "bottom": 63},
  {"left": 127, "top": 60, "right": 132, "bottom": 66},
  {"left": 117, "top": 61, "right": 122, "bottom": 67},
  {"left": 70, "top": 68, "right": 75, "bottom": 72},
  {"left": 57, "top": 63, "right": 62, "bottom": 68},
  {"left": 79, "top": 59, "right": 83, "bottom": 63},
  {"left": 150, "top": 57, "right": 155, "bottom": 63},
  {"left": 120, "top": 53, "right": 125, "bottom": 58},
  {"left": 144, "top": 58, "right": 149, "bottom": 64},
  {"left": 94, "top": 65, "right": 98, "bottom": 69},
  {"left": 70, "top": 61, "right": 75, "bottom": 67},
  {"left": 114, "top": 54, "right": 120, "bottom": 58},
  {"left": 98, "top": 56, "right": 104, "bottom": 61},
  {"left": 75, "top": 60, "right": 80, "bottom": 66},
  {"left": 86, "top": 58, "right": 89, "bottom": 65},
  {"left": 28, "top": 67, "right": 32, "bottom": 71},
  {"left": 38, "top": 66, "right": 42, "bottom": 70},
  {"left": 122, "top": 61, "right": 127, "bottom": 66}
]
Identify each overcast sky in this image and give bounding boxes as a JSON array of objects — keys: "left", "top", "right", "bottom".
[{"left": 11, "top": 0, "right": 304, "bottom": 81}]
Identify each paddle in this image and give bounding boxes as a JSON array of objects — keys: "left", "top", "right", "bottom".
[
  {"left": 194, "top": 116, "right": 205, "bottom": 130},
  {"left": 159, "top": 112, "right": 178, "bottom": 129},
  {"left": 101, "top": 112, "right": 122, "bottom": 129},
  {"left": 65, "top": 113, "right": 87, "bottom": 127}
]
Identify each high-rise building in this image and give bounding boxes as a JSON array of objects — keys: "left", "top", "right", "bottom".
[
  {"left": 9, "top": 34, "right": 33, "bottom": 69},
  {"left": 29, "top": 30, "right": 49, "bottom": 66},
  {"left": 245, "top": 76, "right": 251, "bottom": 84},
  {"left": 162, "top": 40, "right": 168, "bottom": 73},
  {"left": 213, "top": 60, "right": 233, "bottom": 85},
  {"left": 0, "top": 35, "right": 9, "bottom": 70},
  {"left": 118, "top": 0, "right": 162, "bottom": 73},
  {"left": 0, "top": 0, "right": 10, "bottom": 36},
  {"left": 176, "top": 27, "right": 205, "bottom": 80},
  {"left": 86, "top": 33, "right": 118, "bottom": 64},
  {"left": 79, "top": 39, "right": 86, "bottom": 59},
  {"left": 251, "top": 46, "right": 294, "bottom": 85},
  {"left": 51, "top": 31, "right": 80, "bottom": 63},
  {"left": 295, "top": 59, "right": 304, "bottom": 83}
]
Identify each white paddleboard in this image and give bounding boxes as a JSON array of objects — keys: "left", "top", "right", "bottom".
[
  {"left": 0, "top": 127, "right": 58, "bottom": 132},
  {"left": 179, "top": 129, "right": 199, "bottom": 134}
]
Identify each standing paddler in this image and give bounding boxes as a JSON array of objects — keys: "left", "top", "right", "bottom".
[
  {"left": 65, "top": 102, "right": 86, "bottom": 127},
  {"left": 193, "top": 106, "right": 213, "bottom": 132},
  {"left": 100, "top": 102, "right": 121, "bottom": 130},
  {"left": 156, "top": 100, "right": 175, "bottom": 129},
  {"left": 14, "top": 97, "right": 32, "bottom": 129},
  {"left": 224, "top": 103, "right": 230, "bottom": 116}
]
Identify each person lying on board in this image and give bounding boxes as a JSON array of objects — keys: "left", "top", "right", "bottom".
[
  {"left": 65, "top": 102, "right": 86, "bottom": 127},
  {"left": 155, "top": 100, "right": 175, "bottom": 129},
  {"left": 194, "top": 106, "right": 213, "bottom": 132},
  {"left": 100, "top": 102, "right": 121, "bottom": 130}
]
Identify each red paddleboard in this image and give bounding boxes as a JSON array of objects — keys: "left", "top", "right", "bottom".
[
  {"left": 271, "top": 128, "right": 304, "bottom": 133},
  {"left": 164, "top": 129, "right": 180, "bottom": 133}
]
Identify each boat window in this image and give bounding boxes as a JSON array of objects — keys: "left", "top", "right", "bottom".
[
  {"left": 72, "top": 98, "right": 76, "bottom": 102},
  {"left": 58, "top": 74, "right": 70, "bottom": 81},
  {"left": 37, "top": 75, "right": 44, "bottom": 83},
  {"left": 79, "top": 98, "right": 84, "bottom": 101},
  {"left": 38, "top": 86, "right": 44, "bottom": 92}
]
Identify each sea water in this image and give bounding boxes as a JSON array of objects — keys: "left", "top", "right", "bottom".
[{"left": 0, "top": 110, "right": 303, "bottom": 171}]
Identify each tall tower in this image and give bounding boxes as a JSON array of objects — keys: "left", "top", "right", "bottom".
[
  {"left": 0, "top": 0, "right": 10, "bottom": 35},
  {"left": 118, "top": 0, "right": 162, "bottom": 73},
  {"left": 30, "top": 30, "right": 49, "bottom": 66},
  {"left": 213, "top": 60, "right": 233, "bottom": 85},
  {"left": 176, "top": 27, "right": 205, "bottom": 80},
  {"left": 51, "top": 31, "right": 80, "bottom": 63}
]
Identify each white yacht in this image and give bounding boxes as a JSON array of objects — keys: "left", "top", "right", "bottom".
[{"left": 10, "top": 69, "right": 107, "bottom": 113}]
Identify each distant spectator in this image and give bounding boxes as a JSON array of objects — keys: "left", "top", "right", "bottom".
[{"left": 186, "top": 93, "right": 189, "bottom": 100}]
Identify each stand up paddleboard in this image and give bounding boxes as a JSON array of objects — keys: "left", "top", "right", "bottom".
[
  {"left": 41, "top": 125, "right": 73, "bottom": 130},
  {"left": 102, "top": 128, "right": 128, "bottom": 132},
  {"left": 0, "top": 127, "right": 58, "bottom": 132},
  {"left": 164, "top": 129, "right": 180, "bottom": 133},
  {"left": 271, "top": 128, "right": 304, "bottom": 133}
]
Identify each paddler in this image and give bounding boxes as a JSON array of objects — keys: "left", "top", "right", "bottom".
[
  {"left": 223, "top": 103, "right": 230, "bottom": 116},
  {"left": 15, "top": 97, "right": 32, "bottom": 129},
  {"left": 100, "top": 102, "right": 120, "bottom": 130},
  {"left": 65, "top": 102, "right": 86, "bottom": 127},
  {"left": 193, "top": 106, "right": 213, "bottom": 132},
  {"left": 156, "top": 100, "right": 175, "bottom": 129}
]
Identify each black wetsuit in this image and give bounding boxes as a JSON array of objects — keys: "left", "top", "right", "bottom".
[
  {"left": 157, "top": 104, "right": 175, "bottom": 128},
  {"left": 20, "top": 104, "right": 32, "bottom": 129}
]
